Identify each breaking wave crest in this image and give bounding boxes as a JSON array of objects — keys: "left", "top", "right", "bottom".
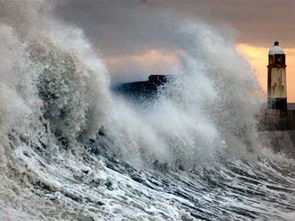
[{"left": 1, "top": 1, "right": 295, "bottom": 221}]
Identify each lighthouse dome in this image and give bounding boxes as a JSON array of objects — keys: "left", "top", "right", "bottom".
[{"left": 269, "top": 41, "right": 285, "bottom": 55}]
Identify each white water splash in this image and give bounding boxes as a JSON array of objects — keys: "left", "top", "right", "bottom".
[{"left": 1, "top": 1, "right": 293, "bottom": 221}]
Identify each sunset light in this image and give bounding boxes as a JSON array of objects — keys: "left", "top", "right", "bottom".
[{"left": 237, "top": 44, "right": 295, "bottom": 102}]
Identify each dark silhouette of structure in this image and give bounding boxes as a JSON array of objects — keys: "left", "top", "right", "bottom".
[{"left": 114, "top": 75, "right": 172, "bottom": 101}]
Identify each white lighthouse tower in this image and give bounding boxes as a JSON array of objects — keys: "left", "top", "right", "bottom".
[{"left": 267, "top": 41, "right": 287, "bottom": 109}]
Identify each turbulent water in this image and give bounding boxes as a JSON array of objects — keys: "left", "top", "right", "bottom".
[{"left": 1, "top": 1, "right": 295, "bottom": 220}]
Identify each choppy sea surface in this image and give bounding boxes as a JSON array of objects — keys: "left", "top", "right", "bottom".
[{"left": 1, "top": 1, "right": 295, "bottom": 220}]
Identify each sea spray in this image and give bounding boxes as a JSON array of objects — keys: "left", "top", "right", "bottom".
[
  {"left": 0, "top": 1, "right": 111, "bottom": 219},
  {"left": 105, "top": 21, "right": 262, "bottom": 167},
  {"left": 0, "top": 0, "right": 262, "bottom": 168},
  {"left": 1, "top": 1, "right": 294, "bottom": 221}
]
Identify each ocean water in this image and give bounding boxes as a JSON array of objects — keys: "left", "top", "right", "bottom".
[{"left": 0, "top": 1, "right": 295, "bottom": 220}]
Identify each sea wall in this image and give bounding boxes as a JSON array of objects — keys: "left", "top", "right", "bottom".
[
  {"left": 259, "top": 130, "right": 295, "bottom": 157},
  {"left": 258, "top": 108, "right": 295, "bottom": 131},
  {"left": 258, "top": 107, "right": 295, "bottom": 156}
]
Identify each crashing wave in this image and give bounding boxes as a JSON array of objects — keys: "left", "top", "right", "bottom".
[{"left": 0, "top": 0, "right": 295, "bottom": 221}]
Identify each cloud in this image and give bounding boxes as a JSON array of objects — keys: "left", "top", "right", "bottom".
[
  {"left": 56, "top": 0, "right": 295, "bottom": 80},
  {"left": 58, "top": 0, "right": 295, "bottom": 50},
  {"left": 57, "top": 0, "right": 184, "bottom": 56}
]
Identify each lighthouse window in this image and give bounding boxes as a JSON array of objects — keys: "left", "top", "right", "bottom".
[
  {"left": 269, "top": 56, "right": 273, "bottom": 64},
  {"left": 275, "top": 55, "right": 283, "bottom": 65}
]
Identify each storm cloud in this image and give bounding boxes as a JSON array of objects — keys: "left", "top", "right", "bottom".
[
  {"left": 58, "top": 0, "right": 295, "bottom": 52},
  {"left": 56, "top": 0, "right": 295, "bottom": 81}
]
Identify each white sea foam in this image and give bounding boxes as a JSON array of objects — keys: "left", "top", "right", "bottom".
[{"left": 0, "top": 1, "right": 294, "bottom": 221}]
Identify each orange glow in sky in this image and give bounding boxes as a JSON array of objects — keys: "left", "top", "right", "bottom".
[
  {"left": 237, "top": 44, "right": 295, "bottom": 102},
  {"left": 107, "top": 45, "right": 295, "bottom": 102},
  {"left": 106, "top": 50, "right": 181, "bottom": 74}
]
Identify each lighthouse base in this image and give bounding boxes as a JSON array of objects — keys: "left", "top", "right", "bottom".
[
  {"left": 257, "top": 103, "right": 295, "bottom": 131},
  {"left": 268, "top": 98, "right": 287, "bottom": 109}
]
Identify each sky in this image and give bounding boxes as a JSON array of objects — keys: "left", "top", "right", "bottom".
[{"left": 57, "top": 0, "right": 295, "bottom": 101}]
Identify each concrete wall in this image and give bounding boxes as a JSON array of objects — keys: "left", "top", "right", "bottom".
[
  {"left": 259, "top": 130, "right": 295, "bottom": 158},
  {"left": 258, "top": 109, "right": 295, "bottom": 131}
]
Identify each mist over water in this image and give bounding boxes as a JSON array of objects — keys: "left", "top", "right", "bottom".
[
  {"left": 104, "top": 20, "right": 262, "bottom": 168},
  {"left": 1, "top": 1, "right": 295, "bottom": 221}
]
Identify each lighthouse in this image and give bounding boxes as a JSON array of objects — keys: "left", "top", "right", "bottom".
[{"left": 267, "top": 41, "right": 287, "bottom": 109}]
